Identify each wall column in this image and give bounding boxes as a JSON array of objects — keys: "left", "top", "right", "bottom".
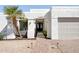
[
  {"left": 51, "top": 18, "right": 58, "bottom": 39},
  {"left": 27, "top": 19, "right": 36, "bottom": 38}
]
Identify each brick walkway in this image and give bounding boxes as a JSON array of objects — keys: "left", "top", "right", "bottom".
[{"left": 0, "top": 38, "right": 79, "bottom": 53}]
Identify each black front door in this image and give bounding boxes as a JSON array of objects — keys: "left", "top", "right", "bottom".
[{"left": 36, "top": 23, "right": 43, "bottom": 32}]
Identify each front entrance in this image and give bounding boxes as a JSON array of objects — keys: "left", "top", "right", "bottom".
[
  {"left": 36, "top": 22, "right": 43, "bottom": 32},
  {"left": 35, "top": 18, "right": 45, "bottom": 38}
]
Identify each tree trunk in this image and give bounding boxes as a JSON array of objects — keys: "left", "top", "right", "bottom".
[{"left": 12, "top": 16, "right": 22, "bottom": 38}]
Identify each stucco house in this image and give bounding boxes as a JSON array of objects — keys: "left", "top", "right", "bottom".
[{"left": 1, "top": 6, "right": 79, "bottom": 40}]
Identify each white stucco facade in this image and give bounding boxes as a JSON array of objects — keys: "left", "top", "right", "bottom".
[
  {"left": 0, "top": 14, "right": 16, "bottom": 39},
  {"left": 1, "top": 6, "right": 79, "bottom": 40},
  {"left": 51, "top": 6, "right": 79, "bottom": 40},
  {"left": 27, "top": 19, "right": 36, "bottom": 38},
  {"left": 24, "top": 9, "right": 50, "bottom": 39}
]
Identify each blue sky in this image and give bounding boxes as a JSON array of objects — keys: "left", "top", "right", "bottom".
[
  {"left": 0, "top": 5, "right": 52, "bottom": 12},
  {"left": 0, "top": 5, "right": 79, "bottom": 12}
]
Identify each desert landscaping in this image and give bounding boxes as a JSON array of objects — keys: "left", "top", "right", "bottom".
[{"left": 0, "top": 38, "right": 79, "bottom": 53}]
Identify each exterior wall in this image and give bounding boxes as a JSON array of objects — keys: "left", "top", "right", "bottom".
[
  {"left": 51, "top": 6, "right": 79, "bottom": 40},
  {"left": 52, "top": 6, "right": 79, "bottom": 18},
  {"left": 0, "top": 15, "right": 7, "bottom": 39},
  {"left": 0, "top": 9, "right": 50, "bottom": 39},
  {"left": 51, "top": 18, "right": 58, "bottom": 39},
  {"left": 30, "top": 9, "right": 49, "bottom": 14},
  {"left": 44, "top": 10, "right": 51, "bottom": 38},
  {"left": 6, "top": 21, "right": 16, "bottom": 39},
  {"left": 24, "top": 12, "right": 46, "bottom": 19},
  {"left": 24, "top": 9, "right": 50, "bottom": 39},
  {"left": 0, "top": 15, "right": 15, "bottom": 39},
  {"left": 27, "top": 19, "right": 36, "bottom": 38},
  {"left": 0, "top": 15, "right": 7, "bottom": 32}
]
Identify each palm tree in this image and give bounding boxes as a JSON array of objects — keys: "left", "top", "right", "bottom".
[{"left": 4, "top": 6, "right": 22, "bottom": 38}]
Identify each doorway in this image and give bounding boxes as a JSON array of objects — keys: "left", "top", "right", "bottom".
[
  {"left": 35, "top": 18, "right": 45, "bottom": 38},
  {"left": 36, "top": 22, "right": 43, "bottom": 32}
]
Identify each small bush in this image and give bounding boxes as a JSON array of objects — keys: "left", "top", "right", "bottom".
[
  {"left": 19, "top": 20, "right": 27, "bottom": 30},
  {"left": 43, "top": 30, "right": 47, "bottom": 38},
  {"left": 0, "top": 33, "right": 4, "bottom": 40}
]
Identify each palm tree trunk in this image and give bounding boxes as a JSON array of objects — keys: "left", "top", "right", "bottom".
[{"left": 12, "top": 16, "right": 22, "bottom": 38}]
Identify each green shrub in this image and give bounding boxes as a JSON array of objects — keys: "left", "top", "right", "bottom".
[
  {"left": 0, "top": 33, "right": 4, "bottom": 40},
  {"left": 43, "top": 30, "right": 47, "bottom": 38},
  {"left": 19, "top": 20, "right": 27, "bottom": 31}
]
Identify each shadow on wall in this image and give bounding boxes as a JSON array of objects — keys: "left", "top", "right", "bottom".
[
  {"left": 1, "top": 23, "right": 15, "bottom": 39},
  {"left": 1, "top": 25, "right": 8, "bottom": 36}
]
